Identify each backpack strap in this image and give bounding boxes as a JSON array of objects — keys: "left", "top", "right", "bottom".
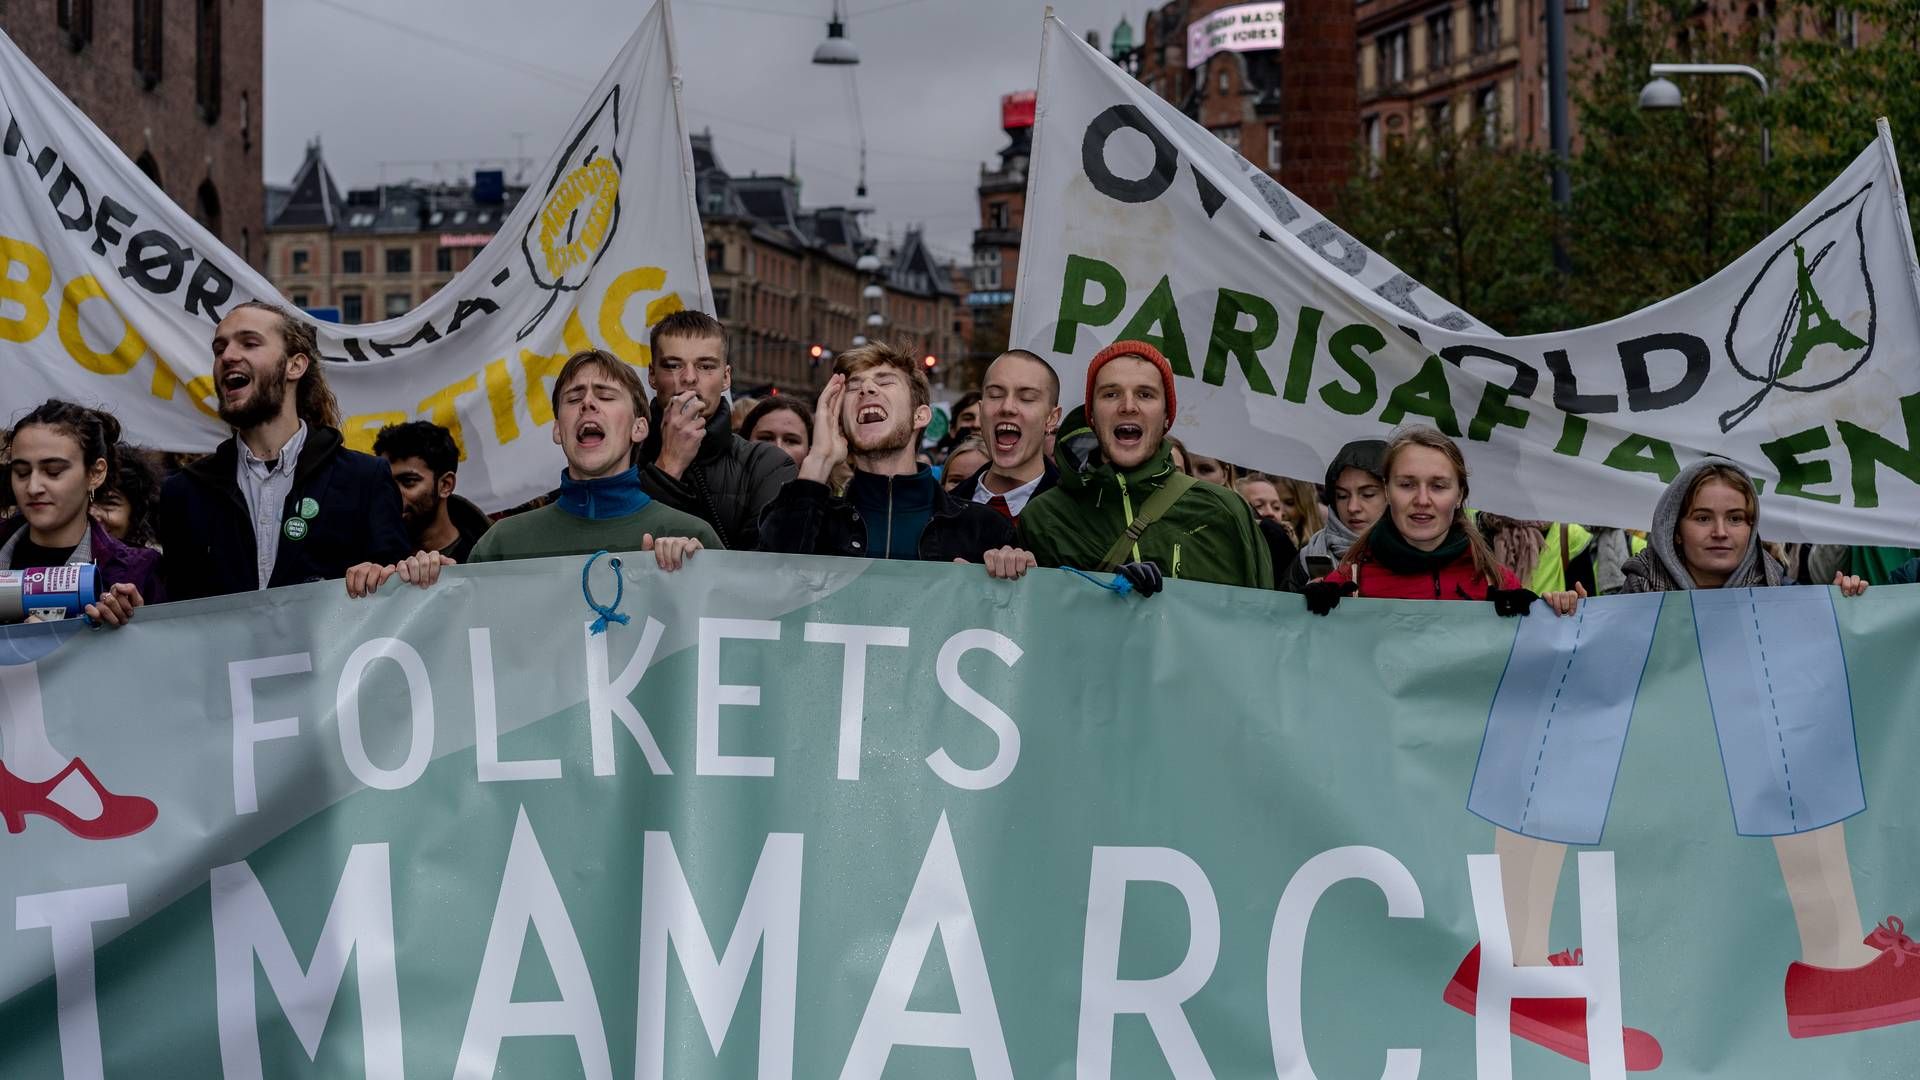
[{"left": 1098, "top": 472, "right": 1197, "bottom": 572}]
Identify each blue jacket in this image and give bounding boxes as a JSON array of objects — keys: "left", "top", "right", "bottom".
[{"left": 156, "top": 425, "right": 412, "bottom": 600}]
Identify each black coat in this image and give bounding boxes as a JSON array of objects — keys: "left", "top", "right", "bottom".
[
  {"left": 945, "top": 456, "right": 1060, "bottom": 511},
  {"left": 758, "top": 477, "right": 1016, "bottom": 562},
  {"left": 157, "top": 426, "right": 413, "bottom": 600},
  {"left": 636, "top": 396, "right": 795, "bottom": 551}
]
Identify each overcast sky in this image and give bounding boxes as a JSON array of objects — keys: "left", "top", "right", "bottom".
[{"left": 265, "top": 0, "right": 1144, "bottom": 265}]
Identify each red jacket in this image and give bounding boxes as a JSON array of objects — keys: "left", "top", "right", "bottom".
[{"left": 1325, "top": 550, "right": 1521, "bottom": 601}]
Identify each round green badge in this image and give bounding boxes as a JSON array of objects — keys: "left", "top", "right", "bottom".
[
  {"left": 297, "top": 497, "right": 319, "bottom": 520},
  {"left": 283, "top": 516, "right": 309, "bottom": 541}
]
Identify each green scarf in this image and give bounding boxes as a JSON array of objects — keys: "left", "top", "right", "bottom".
[{"left": 1366, "top": 517, "right": 1470, "bottom": 575}]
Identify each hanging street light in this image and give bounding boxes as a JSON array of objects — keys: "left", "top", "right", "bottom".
[
  {"left": 855, "top": 253, "right": 881, "bottom": 273},
  {"left": 862, "top": 283, "right": 884, "bottom": 299},
  {"left": 812, "top": 2, "right": 859, "bottom": 66}
]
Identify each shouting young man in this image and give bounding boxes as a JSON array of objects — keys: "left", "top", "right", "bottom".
[
  {"left": 758, "top": 342, "right": 1021, "bottom": 570},
  {"left": 470, "top": 348, "right": 718, "bottom": 569},
  {"left": 948, "top": 349, "right": 1062, "bottom": 521},
  {"left": 374, "top": 420, "right": 492, "bottom": 565},
  {"left": 1018, "top": 339, "right": 1271, "bottom": 592},
  {"left": 635, "top": 310, "right": 796, "bottom": 550},
  {"left": 158, "top": 300, "right": 438, "bottom": 600}
]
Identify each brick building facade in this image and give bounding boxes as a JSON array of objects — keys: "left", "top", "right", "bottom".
[
  {"left": 265, "top": 142, "right": 515, "bottom": 325},
  {"left": 1, "top": 0, "right": 266, "bottom": 268},
  {"left": 1120, "top": 0, "right": 1358, "bottom": 214},
  {"left": 968, "top": 92, "right": 1029, "bottom": 362}
]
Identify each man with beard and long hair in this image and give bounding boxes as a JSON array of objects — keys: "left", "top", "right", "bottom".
[
  {"left": 758, "top": 343, "right": 1021, "bottom": 571},
  {"left": 157, "top": 300, "right": 436, "bottom": 600}
]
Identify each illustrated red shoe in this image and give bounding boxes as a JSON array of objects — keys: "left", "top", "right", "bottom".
[
  {"left": 1786, "top": 917, "right": 1920, "bottom": 1038},
  {"left": 0, "top": 757, "right": 158, "bottom": 840},
  {"left": 1444, "top": 944, "right": 1664, "bottom": 1070}
]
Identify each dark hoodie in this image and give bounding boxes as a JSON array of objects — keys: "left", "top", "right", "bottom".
[
  {"left": 635, "top": 395, "right": 796, "bottom": 551},
  {"left": 1287, "top": 438, "right": 1388, "bottom": 590},
  {"left": 1016, "top": 406, "right": 1272, "bottom": 589},
  {"left": 438, "top": 494, "right": 492, "bottom": 565},
  {"left": 1619, "top": 457, "right": 1784, "bottom": 592}
]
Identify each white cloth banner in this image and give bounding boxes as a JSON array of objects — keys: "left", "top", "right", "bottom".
[
  {"left": 1012, "top": 15, "right": 1920, "bottom": 544},
  {"left": 0, "top": 0, "right": 709, "bottom": 512}
]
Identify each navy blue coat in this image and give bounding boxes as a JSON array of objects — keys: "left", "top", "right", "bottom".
[{"left": 157, "top": 425, "right": 412, "bottom": 600}]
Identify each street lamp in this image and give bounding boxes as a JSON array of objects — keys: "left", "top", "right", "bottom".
[
  {"left": 1637, "top": 62, "right": 1771, "bottom": 168},
  {"left": 1636, "top": 77, "right": 1683, "bottom": 110},
  {"left": 812, "top": 3, "right": 859, "bottom": 65}
]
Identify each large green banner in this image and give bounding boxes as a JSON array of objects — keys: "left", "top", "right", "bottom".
[{"left": 2, "top": 552, "right": 1917, "bottom": 1077}]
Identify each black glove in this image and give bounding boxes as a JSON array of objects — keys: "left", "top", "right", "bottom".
[
  {"left": 1116, "top": 561, "right": 1164, "bottom": 598},
  {"left": 1488, "top": 587, "right": 1540, "bottom": 617},
  {"left": 1303, "top": 579, "right": 1357, "bottom": 616}
]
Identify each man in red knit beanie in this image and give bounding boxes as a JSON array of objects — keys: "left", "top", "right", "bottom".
[{"left": 1016, "top": 340, "right": 1271, "bottom": 592}]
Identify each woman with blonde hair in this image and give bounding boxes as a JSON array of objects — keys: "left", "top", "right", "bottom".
[{"left": 1303, "top": 427, "right": 1580, "bottom": 614}]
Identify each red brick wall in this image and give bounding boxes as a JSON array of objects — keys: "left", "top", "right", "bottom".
[{"left": 2, "top": 0, "right": 266, "bottom": 270}]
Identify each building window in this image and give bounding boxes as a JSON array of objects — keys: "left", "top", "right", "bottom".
[
  {"left": 1377, "top": 29, "right": 1410, "bottom": 85},
  {"left": 132, "top": 0, "right": 163, "bottom": 90},
  {"left": 1210, "top": 125, "right": 1242, "bottom": 150},
  {"left": 1836, "top": 7, "right": 1858, "bottom": 46},
  {"left": 987, "top": 201, "right": 1008, "bottom": 230},
  {"left": 1218, "top": 69, "right": 1230, "bottom": 93},
  {"left": 1266, "top": 125, "right": 1283, "bottom": 170},
  {"left": 57, "top": 0, "right": 93, "bottom": 50},
  {"left": 973, "top": 247, "right": 1002, "bottom": 291},
  {"left": 341, "top": 249, "right": 363, "bottom": 274},
  {"left": 341, "top": 293, "right": 363, "bottom": 323},
  {"left": 291, "top": 292, "right": 310, "bottom": 309},
  {"left": 1427, "top": 99, "right": 1454, "bottom": 133},
  {"left": 240, "top": 89, "right": 251, "bottom": 152},
  {"left": 386, "top": 247, "right": 412, "bottom": 274},
  {"left": 195, "top": 0, "right": 220, "bottom": 122},
  {"left": 291, "top": 249, "right": 310, "bottom": 274},
  {"left": 706, "top": 241, "right": 725, "bottom": 274},
  {"left": 196, "top": 178, "right": 220, "bottom": 234},
  {"left": 713, "top": 289, "right": 730, "bottom": 319},
  {"left": 435, "top": 247, "right": 454, "bottom": 273},
  {"left": 1427, "top": 9, "right": 1454, "bottom": 69},
  {"left": 1476, "top": 84, "right": 1500, "bottom": 143},
  {"left": 385, "top": 292, "right": 410, "bottom": 319},
  {"left": 1471, "top": 0, "right": 1499, "bottom": 53},
  {"left": 1364, "top": 115, "right": 1384, "bottom": 162}
]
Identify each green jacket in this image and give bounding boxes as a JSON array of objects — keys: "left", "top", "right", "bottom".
[{"left": 1017, "top": 408, "right": 1273, "bottom": 589}]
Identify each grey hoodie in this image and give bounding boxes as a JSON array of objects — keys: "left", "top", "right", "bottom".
[{"left": 1619, "top": 457, "right": 1783, "bottom": 592}]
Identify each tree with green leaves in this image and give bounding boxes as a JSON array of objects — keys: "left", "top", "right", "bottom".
[{"left": 1334, "top": 125, "right": 1567, "bottom": 334}]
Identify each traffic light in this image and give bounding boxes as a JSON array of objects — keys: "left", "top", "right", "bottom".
[
  {"left": 922, "top": 353, "right": 938, "bottom": 369},
  {"left": 808, "top": 343, "right": 827, "bottom": 367}
]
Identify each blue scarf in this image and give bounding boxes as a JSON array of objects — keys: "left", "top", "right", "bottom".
[{"left": 556, "top": 466, "right": 652, "bottom": 520}]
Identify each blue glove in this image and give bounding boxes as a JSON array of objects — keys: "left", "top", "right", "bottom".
[{"left": 1116, "top": 561, "right": 1164, "bottom": 598}]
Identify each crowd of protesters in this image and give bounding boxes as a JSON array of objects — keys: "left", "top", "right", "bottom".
[
  {"left": 1, "top": 306, "right": 1903, "bottom": 625},
  {"left": 8, "top": 305, "right": 1920, "bottom": 1050}
]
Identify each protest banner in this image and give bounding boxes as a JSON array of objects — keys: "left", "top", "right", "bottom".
[
  {"left": 1010, "top": 15, "right": 1920, "bottom": 544},
  {"left": 0, "top": 0, "right": 710, "bottom": 512},
  {"left": 2, "top": 553, "right": 1918, "bottom": 1077}
]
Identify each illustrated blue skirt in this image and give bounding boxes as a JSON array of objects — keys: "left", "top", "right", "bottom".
[{"left": 1467, "top": 587, "right": 1862, "bottom": 843}]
